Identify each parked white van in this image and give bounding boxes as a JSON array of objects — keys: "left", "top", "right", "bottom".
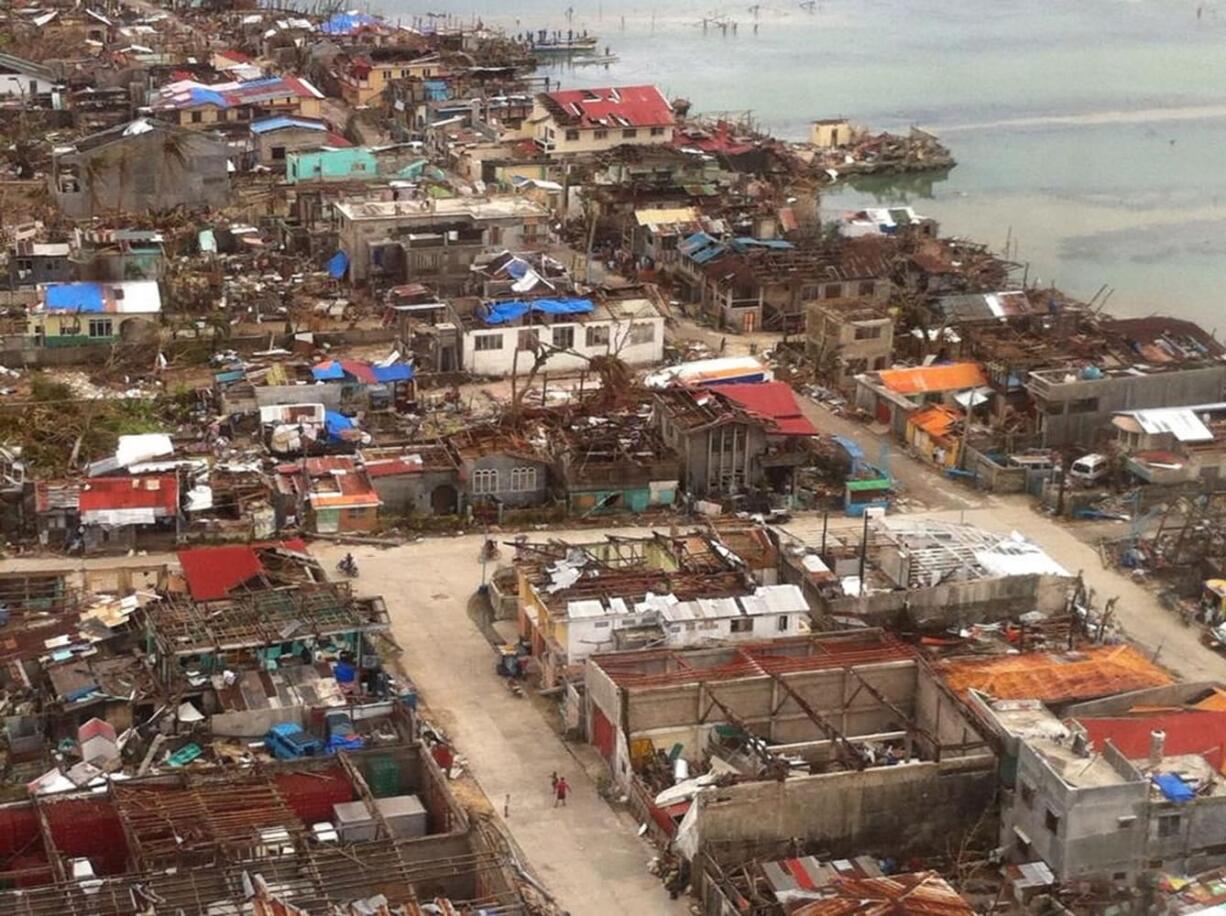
[{"left": 1068, "top": 453, "right": 1109, "bottom": 486}]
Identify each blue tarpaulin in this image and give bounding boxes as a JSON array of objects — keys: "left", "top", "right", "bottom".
[
  {"left": 320, "top": 10, "right": 380, "bottom": 33},
  {"left": 371, "top": 364, "right": 414, "bottom": 383},
  {"left": 188, "top": 86, "right": 229, "bottom": 108},
  {"left": 45, "top": 283, "right": 105, "bottom": 313},
  {"left": 324, "top": 411, "right": 355, "bottom": 441},
  {"left": 312, "top": 361, "right": 346, "bottom": 381},
  {"left": 1154, "top": 773, "right": 1195, "bottom": 803},
  {"left": 482, "top": 297, "right": 593, "bottom": 325},
  {"left": 326, "top": 251, "right": 349, "bottom": 279}
]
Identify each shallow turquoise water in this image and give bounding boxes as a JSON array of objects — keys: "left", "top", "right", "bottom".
[{"left": 379, "top": 0, "right": 1226, "bottom": 328}]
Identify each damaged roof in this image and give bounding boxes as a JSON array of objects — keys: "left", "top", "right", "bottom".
[{"left": 540, "top": 85, "right": 674, "bottom": 130}]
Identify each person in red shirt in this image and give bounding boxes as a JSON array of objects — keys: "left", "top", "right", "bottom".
[{"left": 553, "top": 776, "right": 570, "bottom": 807}]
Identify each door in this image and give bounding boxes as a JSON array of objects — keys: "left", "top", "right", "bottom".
[
  {"left": 742, "top": 310, "right": 757, "bottom": 333},
  {"left": 430, "top": 483, "right": 458, "bottom": 516}
]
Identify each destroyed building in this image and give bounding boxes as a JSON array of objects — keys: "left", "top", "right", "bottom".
[
  {"left": 50, "top": 119, "right": 233, "bottom": 219},
  {"left": 584, "top": 630, "right": 996, "bottom": 893},
  {"left": 779, "top": 518, "right": 1073, "bottom": 630}
]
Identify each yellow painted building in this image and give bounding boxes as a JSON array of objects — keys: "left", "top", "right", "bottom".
[{"left": 340, "top": 54, "right": 444, "bottom": 107}]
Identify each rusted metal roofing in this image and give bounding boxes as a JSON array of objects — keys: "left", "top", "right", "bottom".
[
  {"left": 908, "top": 404, "right": 961, "bottom": 438},
  {"left": 790, "top": 871, "right": 974, "bottom": 916},
  {"left": 875, "top": 362, "right": 988, "bottom": 396},
  {"left": 935, "top": 646, "right": 1173, "bottom": 705}
]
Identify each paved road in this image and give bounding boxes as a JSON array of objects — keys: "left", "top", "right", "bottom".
[{"left": 311, "top": 536, "right": 688, "bottom": 916}]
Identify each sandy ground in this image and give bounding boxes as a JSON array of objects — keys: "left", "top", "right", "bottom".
[{"left": 310, "top": 534, "right": 691, "bottom": 916}]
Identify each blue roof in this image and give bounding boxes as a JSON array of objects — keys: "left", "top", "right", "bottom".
[
  {"left": 832, "top": 435, "right": 864, "bottom": 462},
  {"left": 45, "top": 282, "right": 105, "bottom": 313},
  {"left": 320, "top": 11, "right": 380, "bottom": 34},
  {"left": 188, "top": 86, "right": 228, "bottom": 108},
  {"left": 312, "top": 361, "right": 346, "bottom": 381},
  {"left": 326, "top": 251, "right": 349, "bottom": 280},
  {"left": 481, "top": 298, "right": 594, "bottom": 325},
  {"left": 730, "top": 237, "right": 795, "bottom": 252},
  {"left": 250, "top": 116, "right": 326, "bottom": 135},
  {"left": 372, "top": 364, "right": 414, "bottom": 383},
  {"left": 1154, "top": 773, "right": 1195, "bottom": 803},
  {"left": 677, "top": 232, "right": 716, "bottom": 256},
  {"left": 324, "top": 410, "right": 355, "bottom": 441}
]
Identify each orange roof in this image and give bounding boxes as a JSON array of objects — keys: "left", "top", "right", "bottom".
[
  {"left": 792, "top": 871, "right": 974, "bottom": 916},
  {"left": 910, "top": 404, "right": 962, "bottom": 438},
  {"left": 935, "top": 645, "right": 1173, "bottom": 705},
  {"left": 876, "top": 362, "right": 987, "bottom": 395},
  {"left": 1196, "top": 689, "right": 1226, "bottom": 712}
]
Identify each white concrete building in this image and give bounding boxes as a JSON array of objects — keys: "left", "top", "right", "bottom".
[
  {"left": 461, "top": 294, "right": 665, "bottom": 377},
  {"left": 0, "top": 52, "right": 56, "bottom": 98},
  {"left": 563, "top": 583, "right": 809, "bottom": 665}
]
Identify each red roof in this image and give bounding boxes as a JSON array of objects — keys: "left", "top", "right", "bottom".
[
  {"left": 1078, "top": 710, "right": 1226, "bottom": 772},
  {"left": 708, "top": 382, "right": 818, "bottom": 437},
  {"left": 177, "top": 539, "right": 308, "bottom": 601},
  {"left": 78, "top": 475, "right": 178, "bottom": 514},
  {"left": 543, "top": 85, "right": 674, "bottom": 130}
]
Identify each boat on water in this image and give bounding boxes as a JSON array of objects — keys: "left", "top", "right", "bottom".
[{"left": 568, "top": 53, "right": 619, "bottom": 67}]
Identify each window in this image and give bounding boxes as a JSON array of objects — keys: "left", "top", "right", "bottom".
[
  {"left": 1070, "top": 397, "right": 1099, "bottom": 414},
  {"left": 593, "top": 620, "right": 610, "bottom": 628},
  {"left": 517, "top": 329, "right": 538, "bottom": 351},
  {"left": 650, "top": 126, "right": 665, "bottom": 136},
  {"left": 801, "top": 283, "right": 820, "bottom": 300},
  {"left": 88, "top": 318, "right": 113, "bottom": 338},
  {"left": 474, "top": 333, "right": 503, "bottom": 351},
  {"left": 1158, "top": 814, "right": 1181, "bottom": 838},
  {"left": 510, "top": 466, "right": 538, "bottom": 492},
  {"left": 629, "top": 322, "right": 655, "bottom": 344},
  {"left": 1113, "top": 872, "right": 1128, "bottom": 881},
  {"left": 271, "top": 146, "right": 286, "bottom": 161},
  {"left": 345, "top": 508, "right": 366, "bottom": 520},
  {"left": 854, "top": 325, "right": 883, "bottom": 340},
  {"left": 1043, "top": 399, "right": 1065, "bottom": 416},
  {"left": 858, "top": 280, "right": 877, "bottom": 296},
  {"left": 622, "top": 128, "right": 637, "bottom": 139},
  {"left": 729, "top": 618, "right": 753, "bottom": 633},
  {"left": 565, "top": 129, "right": 580, "bottom": 141},
  {"left": 823, "top": 283, "right": 844, "bottom": 299},
  {"left": 776, "top": 616, "right": 789, "bottom": 632},
  {"left": 552, "top": 326, "right": 574, "bottom": 349},
  {"left": 1044, "top": 810, "right": 1060, "bottom": 834},
  {"left": 594, "top": 128, "right": 608, "bottom": 139},
  {"left": 472, "top": 468, "right": 499, "bottom": 494},
  {"left": 191, "top": 110, "right": 203, "bottom": 123},
  {"left": 585, "top": 325, "right": 610, "bottom": 348},
  {"left": 353, "top": 162, "right": 367, "bottom": 171},
  {"left": 1020, "top": 783, "right": 1034, "bottom": 808},
  {"left": 15, "top": 258, "right": 32, "bottom": 272}
]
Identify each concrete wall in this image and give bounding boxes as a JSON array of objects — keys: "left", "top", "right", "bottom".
[
  {"left": 210, "top": 703, "right": 305, "bottom": 738},
  {"left": 371, "top": 469, "right": 459, "bottom": 516},
  {"left": 466, "top": 454, "right": 550, "bottom": 509},
  {"left": 833, "top": 573, "right": 1071, "bottom": 629},
  {"left": 1032, "top": 365, "right": 1226, "bottom": 448},
  {"left": 693, "top": 759, "right": 996, "bottom": 860},
  {"left": 254, "top": 385, "right": 344, "bottom": 411}
]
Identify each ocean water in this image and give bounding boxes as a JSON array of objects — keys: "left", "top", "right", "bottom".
[{"left": 377, "top": 0, "right": 1226, "bottom": 330}]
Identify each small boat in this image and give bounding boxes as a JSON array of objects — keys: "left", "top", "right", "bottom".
[
  {"left": 568, "top": 53, "right": 619, "bottom": 66},
  {"left": 527, "top": 34, "right": 600, "bottom": 55}
]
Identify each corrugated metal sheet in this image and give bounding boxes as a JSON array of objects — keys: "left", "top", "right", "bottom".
[
  {"left": 1117, "top": 403, "right": 1226, "bottom": 443},
  {"left": 875, "top": 362, "right": 988, "bottom": 396}
]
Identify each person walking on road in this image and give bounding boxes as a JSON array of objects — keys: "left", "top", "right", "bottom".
[{"left": 553, "top": 776, "right": 570, "bottom": 807}]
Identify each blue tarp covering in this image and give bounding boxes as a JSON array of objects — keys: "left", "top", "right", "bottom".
[
  {"left": 312, "top": 361, "right": 346, "bottom": 381},
  {"left": 832, "top": 435, "right": 865, "bottom": 462},
  {"left": 320, "top": 10, "right": 380, "bottom": 33},
  {"left": 371, "top": 364, "right": 414, "bottom": 383},
  {"left": 188, "top": 86, "right": 229, "bottom": 108},
  {"left": 482, "top": 297, "right": 594, "bottom": 325},
  {"left": 45, "top": 283, "right": 105, "bottom": 313},
  {"left": 324, "top": 410, "right": 355, "bottom": 441},
  {"left": 677, "top": 231, "right": 716, "bottom": 257},
  {"left": 1154, "top": 773, "right": 1195, "bottom": 803},
  {"left": 327, "top": 251, "right": 349, "bottom": 279}
]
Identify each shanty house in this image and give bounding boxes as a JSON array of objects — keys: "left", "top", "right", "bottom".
[
  {"left": 6, "top": 241, "right": 72, "bottom": 290},
  {"left": 249, "top": 116, "right": 347, "bottom": 167},
  {"left": 50, "top": 119, "right": 231, "bottom": 219},
  {"left": 854, "top": 362, "right": 989, "bottom": 440},
  {"left": 359, "top": 444, "right": 462, "bottom": 517},
  {"left": 1112, "top": 402, "right": 1226, "bottom": 485},
  {"left": 275, "top": 457, "right": 381, "bottom": 534},
  {"left": 527, "top": 85, "right": 675, "bottom": 157},
  {"left": 655, "top": 382, "right": 818, "bottom": 501},
  {"left": 555, "top": 412, "right": 680, "bottom": 515},
  {"left": 28, "top": 280, "right": 162, "bottom": 346},
  {"left": 0, "top": 51, "right": 57, "bottom": 98},
  {"left": 78, "top": 475, "right": 180, "bottom": 554}
]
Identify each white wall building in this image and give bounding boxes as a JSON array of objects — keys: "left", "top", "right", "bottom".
[
  {"left": 462, "top": 295, "right": 665, "bottom": 377},
  {"left": 0, "top": 52, "right": 56, "bottom": 98},
  {"left": 563, "top": 583, "right": 809, "bottom": 665}
]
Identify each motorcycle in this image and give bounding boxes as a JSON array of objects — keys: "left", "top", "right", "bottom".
[{"left": 336, "top": 554, "right": 359, "bottom": 578}]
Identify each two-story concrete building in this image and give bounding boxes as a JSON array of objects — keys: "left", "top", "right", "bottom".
[
  {"left": 806, "top": 299, "right": 895, "bottom": 393},
  {"left": 334, "top": 196, "right": 551, "bottom": 286},
  {"left": 526, "top": 85, "right": 675, "bottom": 157}
]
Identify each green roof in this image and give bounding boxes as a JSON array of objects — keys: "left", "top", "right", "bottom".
[{"left": 846, "top": 477, "right": 890, "bottom": 492}]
